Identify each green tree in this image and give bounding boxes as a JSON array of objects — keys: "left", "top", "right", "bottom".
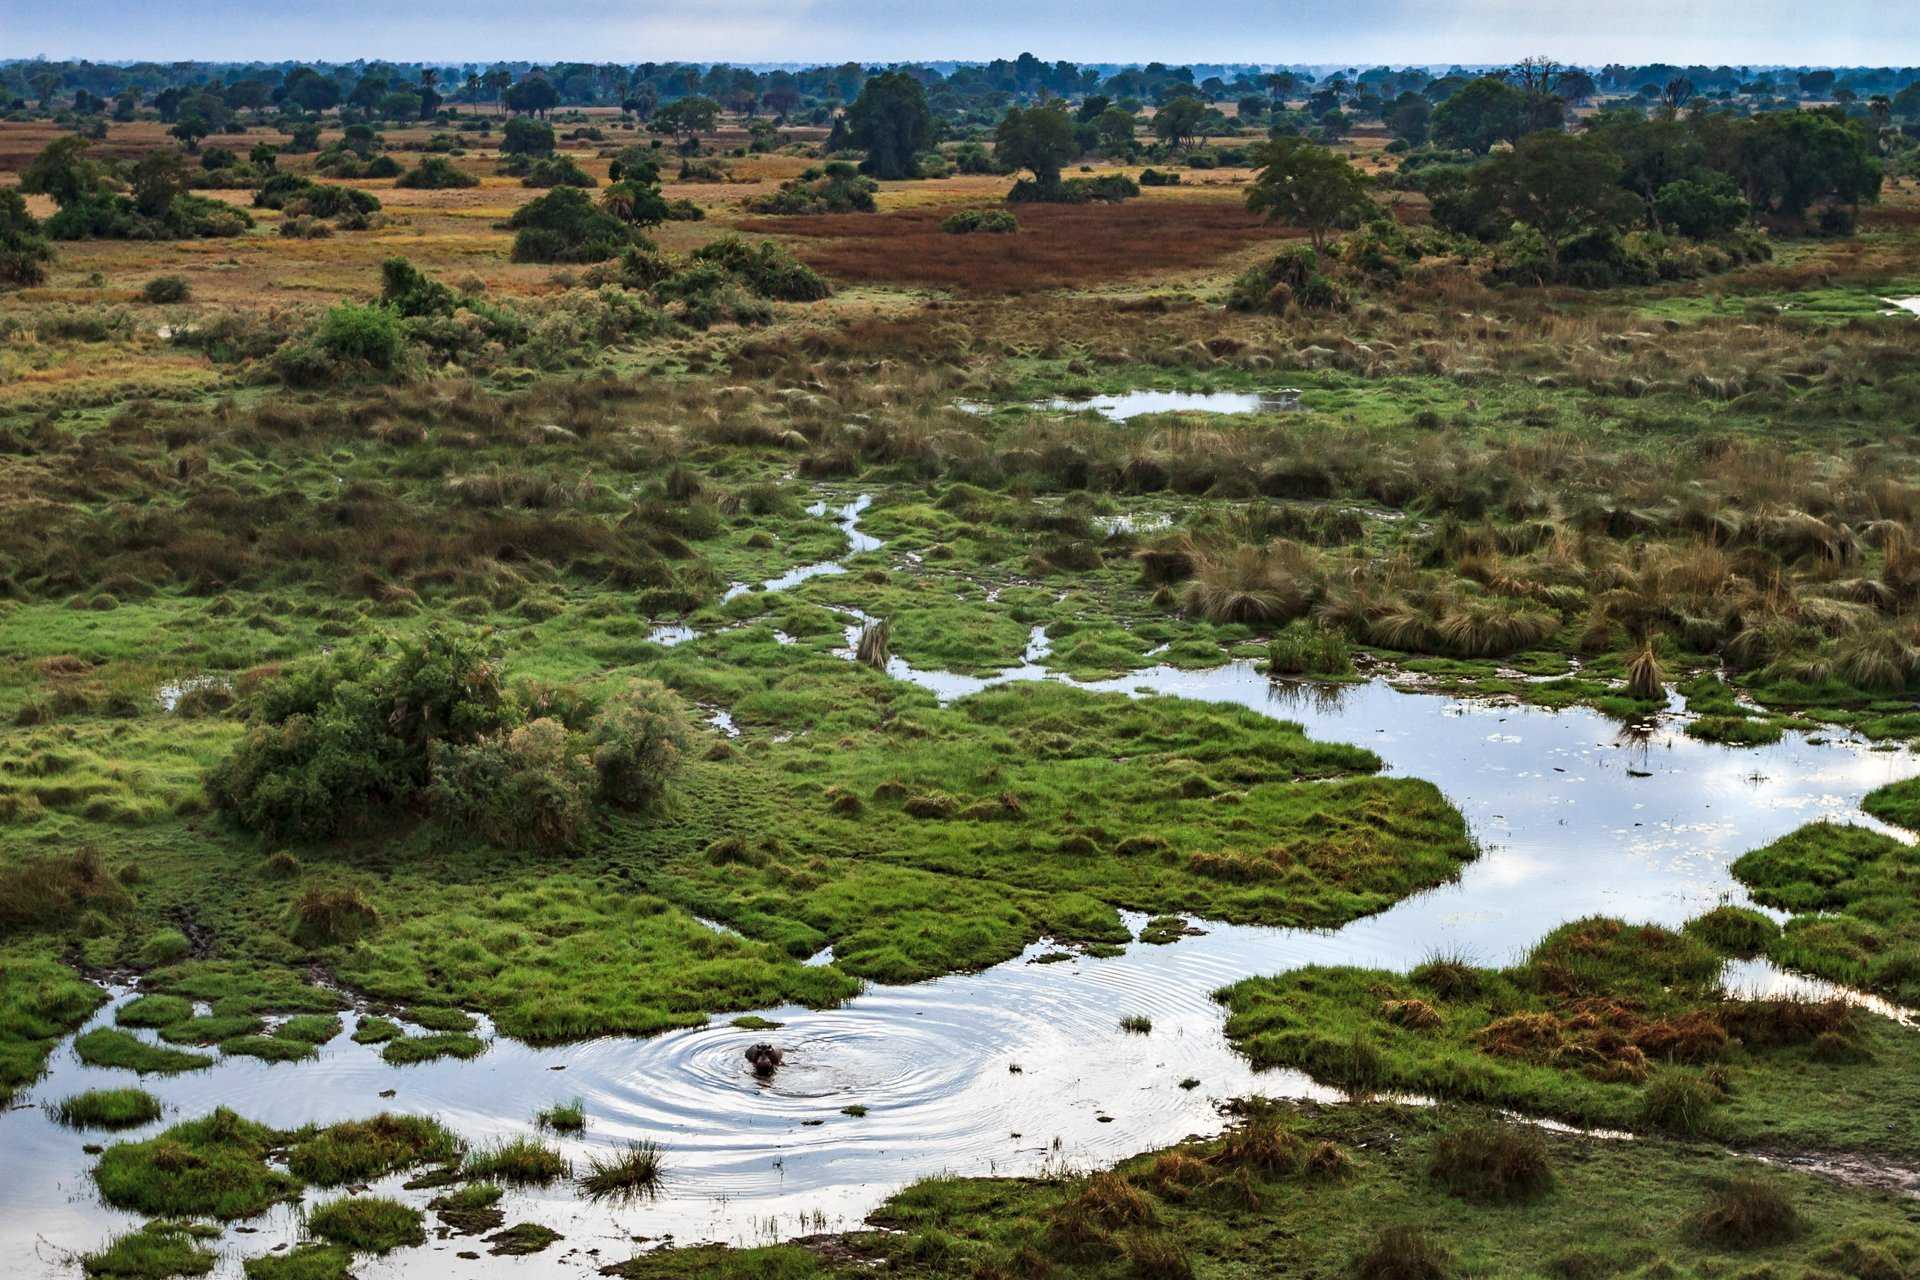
[
  {"left": 1243, "top": 135, "right": 1374, "bottom": 250},
  {"left": 1480, "top": 132, "right": 1637, "bottom": 271},
  {"left": 20, "top": 136, "right": 101, "bottom": 207},
  {"left": 130, "top": 150, "right": 190, "bottom": 218},
  {"left": 1152, "top": 95, "right": 1208, "bottom": 150},
  {"left": 1733, "top": 110, "right": 1882, "bottom": 221},
  {"left": 1093, "top": 106, "right": 1138, "bottom": 156},
  {"left": 504, "top": 75, "right": 559, "bottom": 117},
  {"left": 994, "top": 104, "right": 1079, "bottom": 191},
  {"left": 651, "top": 96, "right": 720, "bottom": 148},
  {"left": 0, "top": 188, "right": 54, "bottom": 288},
  {"left": 843, "top": 71, "right": 932, "bottom": 181},
  {"left": 1431, "top": 76, "right": 1528, "bottom": 153},
  {"left": 1386, "top": 92, "right": 1431, "bottom": 147},
  {"left": 501, "top": 117, "right": 557, "bottom": 157}
]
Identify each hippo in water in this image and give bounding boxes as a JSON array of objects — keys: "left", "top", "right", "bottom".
[{"left": 745, "top": 1043, "right": 784, "bottom": 1077}]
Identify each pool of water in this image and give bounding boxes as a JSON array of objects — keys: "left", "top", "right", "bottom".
[
  {"left": 8, "top": 494, "right": 1919, "bottom": 1278},
  {"left": 961, "top": 389, "right": 1303, "bottom": 421}
]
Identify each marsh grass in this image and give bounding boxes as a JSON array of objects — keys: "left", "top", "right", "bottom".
[
  {"left": 286, "top": 1113, "right": 463, "bottom": 1186},
  {"left": 381, "top": 1032, "right": 486, "bottom": 1065},
  {"left": 93, "top": 1107, "right": 300, "bottom": 1219},
  {"left": 80, "top": 1222, "right": 216, "bottom": 1278},
  {"left": 306, "top": 1195, "right": 426, "bottom": 1252},
  {"left": 56, "top": 1088, "right": 163, "bottom": 1130},
  {"left": 75, "top": 1029, "right": 213, "bottom": 1074},
  {"left": 1689, "top": 1177, "right": 1801, "bottom": 1249},
  {"left": 581, "top": 1140, "right": 666, "bottom": 1200},
  {"left": 1425, "top": 1121, "right": 1553, "bottom": 1203},
  {"left": 463, "top": 1136, "right": 570, "bottom": 1185},
  {"left": 536, "top": 1097, "right": 586, "bottom": 1132},
  {"left": 239, "top": 1244, "right": 353, "bottom": 1280}
]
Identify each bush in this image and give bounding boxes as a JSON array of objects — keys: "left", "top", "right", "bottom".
[
  {"left": 687, "top": 236, "right": 831, "bottom": 300},
  {"left": 396, "top": 156, "right": 478, "bottom": 189},
  {"left": 207, "top": 626, "right": 514, "bottom": 842},
  {"left": 312, "top": 302, "right": 404, "bottom": 370},
  {"left": 507, "top": 187, "right": 635, "bottom": 263},
  {"left": 1007, "top": 173, "right": 1139, "bottom": 204},
  {"left": 1138, "top": 167, "right": 1182, "bottom": 186},
  {"left": 588, "top": 680, "right": 689, "bottom": 809},
  {"left": 519, "top": 155, "right": 597, "bottom": 188},
  {"left": 429, "top": 718, "right": 595, "bottom": 852},
  {"left": 1227, "top": 245, "right": 1332, "bottom": 313},
  {"left": 0, "top": 188, "right": 54, "bottom": 287},
  {"left": 1426, "top": 1121, "right": 1553, "bottom": 1203},
  {"left": 141, "top": 275, "right": 191, "bottom": 303},
  {"left": 744, "top": 162, "right": 877, "bottom": 214},
  {"left": 940, "top": 208, "right": 1018, "bottom": 234}
]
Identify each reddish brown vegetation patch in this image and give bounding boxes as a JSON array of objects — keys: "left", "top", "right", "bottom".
[{"left": 739, "top": 197, "right": 1283, "bottom": 294}]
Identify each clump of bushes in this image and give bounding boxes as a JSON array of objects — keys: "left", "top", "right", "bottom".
[
  {"left": 140, "top": 275, "right": 190, "bottom": 303},
  {"left": 744, "top": 161, "right": 877, "bottom": 214},
  {"left": 208, "top": 627, "right": 689, "bottom": 850},
  {"left": 1138, "top": 167, "right": 1182, "bottom": 186},
  {"left": 1008, "top": 173, "right": 1139, "bottom": 204},
  {"left": 941, "top": 208, "right": 1017, "bottom": 234},
  {"left": 396, "top": 156, "right": 478, "bottom": 189},
  {"left": 507, "top": 186, "right": 637, "bottom": 263},
  {"left": 686, "top": 236, "right": 830, "bottom": 301},
  {"left": 1227, "top": 244, "right": 1343, "bottom": 312},
  {"left": 512, "top": 154, "right": 597, "bottom": 188},
  {"left": 253, "top": 174, "right": 381, "bottom": 227}
]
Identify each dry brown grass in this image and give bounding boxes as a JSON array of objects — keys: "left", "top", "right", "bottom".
[{"left": 739, "top": 195, "right": 1284, "bottom": 294}]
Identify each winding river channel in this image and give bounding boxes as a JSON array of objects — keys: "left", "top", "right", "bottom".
[{"left": 6, "top": 492, "right": 1919, "bottom": 1278}]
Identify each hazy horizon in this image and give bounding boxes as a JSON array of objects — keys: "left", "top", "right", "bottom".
[{"left": 6, "top": 0, "right": 1914, "bottom": 68}]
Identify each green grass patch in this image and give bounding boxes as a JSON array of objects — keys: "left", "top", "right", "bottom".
[
  {"left": 306, "top": 1195, "right": 425, "bottom": 1252},
  {"left": 93, "top": 1107, "right": 300, "bottom": 1219},
  {"left": 285, "top": 1112, "right": 463, "bottom": 1186},
  {"left": 81, "top": 1222, "right": 216, "bottom": 1279},
  {"left": 74, "top": 1028, "right": 213, "bottom": 1074},
  {"left": 56, "top": 1087, "right": 164, "bottom": 1129}
]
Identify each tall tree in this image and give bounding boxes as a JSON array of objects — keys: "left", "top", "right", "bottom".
[
  {"left": 994, "top": 104, "right": 1079, "bottom": 191},
  {"left": 1244, "top": 135, "right": 1374, "bottom": 250},
  {"left": 844, "top": 71, "right": 932, "bottom": 181}
]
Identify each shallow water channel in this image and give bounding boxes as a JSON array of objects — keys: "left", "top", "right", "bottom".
[
  {"left": 7, "top": 496, "right": 1920, "bottom": 1277},
  {"left": 961, "top": 389, "right": 1303, "bottom": 420}
]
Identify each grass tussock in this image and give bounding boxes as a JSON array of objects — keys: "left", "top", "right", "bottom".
[
  {"left": 580, "top": 1139, "right": 667, "bottom": 1200},
  {"left": 56, "top": 1087, "right": 164, "bottom": 1130},
  {"left": 462, "top": 1136, "right": 570, "bottom": 1185}
]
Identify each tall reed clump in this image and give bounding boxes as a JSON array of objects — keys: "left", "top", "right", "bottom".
[
  {"left": 1625, "top": 639, "right": 1665, "bottom": 700},
  {"left": 580, "top": 1140, "right": 666, "bottom": 1200},
  {"left": 857, "top": 617, "right": 893, "bottom": 668}
]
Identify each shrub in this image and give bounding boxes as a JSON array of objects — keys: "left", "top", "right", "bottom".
[
  {"left": 206, "top": 626, "right": 515, "bottom": 842},
  {"left": 396, "top": 156, "right": 478, "bottom": 188},
  {"left": 1689, "top": 1177, "right": 1801, "bottom": 1248},
  {"left": 744, "top": 162, "right": 877, "bottom": 214},
  {"left": 141, "top": 275, "right": 191, "bottom": 303},
  {"left": 312, "top": 302, "right": 404, "bottom": 370},
  {"left": 508, "top": 187, "right": 635, "bottom": 263},
  {"left": 688, "top": 236, "right": 831, "bottom": 300},
  {"left": 429, "top": 718, "right": 595, "bottom": 852},
  {"left": 941, "top": 208, "right": 1018, "bottom": 234},
  {"left": 588, "top": 679, "right": 689, "bottom": 809},
  {"left": 379, "top": 256, "right": 457, "bottom": 317},
  {"left": 519, "top": 155, "right": 597, "bottom": 188},
  {"left": 1007, "top": 173, "right": 1139, "bottom": 204},
  {"left": 1426, "top": 1121, "right": 1553, "bottom": 1203},
  {"left": 1138, "top": 168, "right": 1182, "bottom": 186}
]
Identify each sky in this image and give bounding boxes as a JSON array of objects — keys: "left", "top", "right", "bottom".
[{"left": 6, "top": 0, "right": 1916, "bottom": 67}]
